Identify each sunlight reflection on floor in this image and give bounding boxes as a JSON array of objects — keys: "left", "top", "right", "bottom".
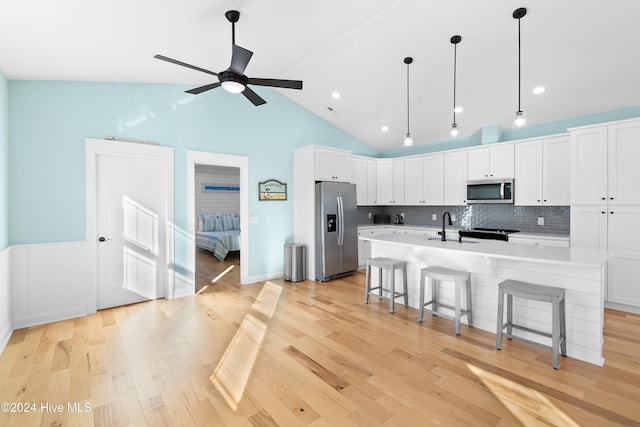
[
  {"left": 468, "top": 364, "right": 579, "bottom": 426},
  {"left": 210, "top": 281, "right": 283, "bottom": 411}
]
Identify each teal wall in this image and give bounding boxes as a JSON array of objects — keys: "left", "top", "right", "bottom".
[
  {"left": 7, "top": 80, "right": 378, "bottom": 278},
  {"left": 0, "top": 70, "right": 8, "bottom": 251},
  {"left": 380, "top": 106, "right": 640, "bottom": 157}
]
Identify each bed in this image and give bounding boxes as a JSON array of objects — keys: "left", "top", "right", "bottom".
[{"left": 196, "top": 213, "right": 241, "bottom": 261}]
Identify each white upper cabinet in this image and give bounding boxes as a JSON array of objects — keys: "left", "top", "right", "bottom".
[
  {"left": 467, "top": 144, "right": 514, "bottom": 180},
  {"left": 608, "top": 121, "right": 640, "bottom": 205},
  {"left": 571, "top": 121, "right": 640, "bottom": 205},
  {"left": 352, "top": 156, "right": 368, "bottom": 205},
  {"left": 570, "top": 126, "right": 608, "bottom": 205},
  {"left": 314, "top": 146, "right": 352, "bottom": 182},
  {"left": 404, "top": 154, "right": 444, "bottom": 206},
  {"left": 444, "top": 150, "right": 468, "bottom": 205},
  {"left": 367, "top": 159, "right": 377, "bottom": 205},
  {"left": 515, "top": 136, "right": 569, "bottom": 206},
  {"left": 376, "top": 159, "right": 404, "bottom": 205}
]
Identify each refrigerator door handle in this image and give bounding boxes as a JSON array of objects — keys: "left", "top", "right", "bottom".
[{"left": 337, "top": 196, "right": 344, "bottom": 246}]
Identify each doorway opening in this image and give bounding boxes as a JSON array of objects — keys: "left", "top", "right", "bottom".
[{"left": 185, "top": 151, "right": 249, "bottom": 298}]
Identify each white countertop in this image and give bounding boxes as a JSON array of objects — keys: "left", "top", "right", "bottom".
[
  {"left": 359, "top": 224, "right": 570, "bottom": 241},
  {"left": 361, "top": 233, "right": 610, "bottom": 268}
]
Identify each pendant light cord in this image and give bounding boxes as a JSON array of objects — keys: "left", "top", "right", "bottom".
[
  {"left": 453, "top": 42, "right": 457, "bottom": 124},
  {"left": 517, "top": 16, "right": 521, "bottom": 112},
  {"left": 406, "top": 62, "right": 410, "bottom": 135}
]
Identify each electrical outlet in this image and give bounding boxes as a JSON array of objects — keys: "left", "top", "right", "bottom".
[
  {"left": 538, "top": 217, "right": 544, "bottom": 226},
  {"left": 451, "top": 215, "right": 456, "bottom": 222},
  {"left": 400, "top": 213, "right": 405, "bottom": 220},
  {"left": 368, "top": 213, "right": 372, "bottom": 219},
  {"left": 432, "top": 214, "right": 437, "bottom": 221}
]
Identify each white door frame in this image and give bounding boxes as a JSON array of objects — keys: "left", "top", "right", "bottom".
[
  {"left": 85, "top": 138, "right": 175, "bottom": 314},
  {"left": 186, "top": 150, "right": 249, "bottom": 292}
]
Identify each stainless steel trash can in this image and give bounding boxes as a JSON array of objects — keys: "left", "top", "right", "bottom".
[{"left": 284, "top": 243, "right": 306, "bottom": 282}]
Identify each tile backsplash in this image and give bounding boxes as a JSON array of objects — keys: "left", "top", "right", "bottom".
[{"left": 357, "top": 204, "right": 570, "bottom": 235}]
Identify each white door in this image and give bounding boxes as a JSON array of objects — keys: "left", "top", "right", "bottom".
[{"left": 96, "top": 153, "right": 169, "bottom": 309}]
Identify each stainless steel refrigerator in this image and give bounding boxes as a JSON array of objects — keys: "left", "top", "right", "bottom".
[{"left": 315, "top": 182, "right": 358, "bottom": 281}]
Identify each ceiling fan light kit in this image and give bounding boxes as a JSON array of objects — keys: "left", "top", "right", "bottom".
[
  {"left": 450, "top": 35, "right": 462, "bottom": 139},
  {"left": 403, "top": 56, "right": 414, "bottom": 147},
  {"left": 154, "top": 10, "right": 303, "bottom": 106},
  {"left": 513, "top": 7, "right": 527, "bottom": 128}
]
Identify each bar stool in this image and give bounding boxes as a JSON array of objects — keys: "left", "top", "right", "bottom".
[
  {"left": 496, "top": 279, "right": 566, "bottom": 369},
  {"left": 418, "top": 266, "right": 472, "bottom": 335},
  {"left": 364, "top": 257, "right": 408, "bottom": 313}
]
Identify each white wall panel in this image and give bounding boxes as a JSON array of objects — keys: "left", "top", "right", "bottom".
[
  {"left": 10, "top": 241, "right": 92, "bottom": 328},
  {"left": 0, "top": 247, "right": 11, "bottom": 353}
]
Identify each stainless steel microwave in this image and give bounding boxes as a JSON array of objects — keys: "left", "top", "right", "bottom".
[{"left": 466, "top": 179, "right": 514, "bottom": 204}]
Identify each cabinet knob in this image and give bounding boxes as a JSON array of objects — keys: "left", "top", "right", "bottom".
[
  {"left": 602, "top": 197, "right": 606, "bottom": 200},
  {"left": 610, "top": 211, "right": 614, "bottom": 214},
  {"left": 543, "top": 199, "right": 547, "bottom": 202},
  {"left": 610, "top": 197, "right": 614, "bottom": 200},
  {"left": 601, "top": 211, "right": 606, "bottom": 214}
]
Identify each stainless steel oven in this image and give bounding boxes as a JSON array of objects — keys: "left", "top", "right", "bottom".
[{"left": 466, "top": 179, "right": 514, "bottom": 204}]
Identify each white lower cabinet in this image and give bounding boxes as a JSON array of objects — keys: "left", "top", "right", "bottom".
[
  {"left": 357, "top": 227, "right": 396, "bottom": 268},
  {"left": 571, "top": 205, "right": 640, "bottom": 308},
  {"left": 508, "top": 235, "right": 570, "bottom": 247}
]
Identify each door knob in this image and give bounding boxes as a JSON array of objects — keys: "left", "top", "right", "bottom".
[{"left": 98, "top": 236, "right": 111, "bottom": 242}]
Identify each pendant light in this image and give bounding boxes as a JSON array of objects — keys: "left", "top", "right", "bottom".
[
  {"left": 513, "top": 7, "right": 527, "bottom": 128},
  {"left": 403, "top": 57, "right": 414, "bottom": 147},
  {"left": 450, "top": 35, "right": 462, "bottom": 138}
]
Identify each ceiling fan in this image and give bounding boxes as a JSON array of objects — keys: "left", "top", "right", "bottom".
[{"left": 154, "top": 10, "right": 303, "bottom": 106}]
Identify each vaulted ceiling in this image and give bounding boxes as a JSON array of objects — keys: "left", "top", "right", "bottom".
[{"left": 1, "top": 0, "right": 638, "bottom": 151}]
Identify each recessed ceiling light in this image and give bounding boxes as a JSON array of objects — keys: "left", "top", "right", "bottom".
[
  {"left": 381, "top": 126, "right": 389, "bottom": 132},
  {"left": 454, "top": 106, "right": 463, "bottom": 113},
  {"left": 533, "top": 86, "right": 546, "bottom": 94},
  {"left": 331, "top": 92, "right": 341, "bottom": 99}
]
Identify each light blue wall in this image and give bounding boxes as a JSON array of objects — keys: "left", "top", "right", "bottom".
[
  {"left": 0, "top": 69, "right": 8, "bottom": 251},
  {"left": 380, "top": 106, "right": 640, "bottom": 157},
  {"left": 8, "top": 80, "right": 378, "bottom": 278}
]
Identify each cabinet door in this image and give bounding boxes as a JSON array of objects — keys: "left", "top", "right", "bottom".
[
  {"left": 467, "top": 148, "right": 489, "bottom": 180},
  {"left": 570, "top": 126, "right": 608, "bottom": 204},
  {"left": 570, "top": 205, "right": 607, "bottom": 250},
  {"left": 404, "top": 156, "right": 424, "bottom": 205},
  {"left": 423, "top": 153, "right": 444, "bottom": 205},
  {"left": 608, "top": 121, "right": 640, "bottom": 205},
  {"left": 314, "top": 147, "right": 336, "bottom": 181},
  {"left": 542, "top": 136, "right": 570, "bottom": 205},
  {"left": 514, "top": 140, "right": 542, "bottom": 205},
  {"left": 376, "top": 160, "right": 393, "bottom": 205},
  {"left": 607, "top": 206, "right": 640, "bottom": 306},
  {"left": 392, "top": 159, "right": 405, "bottom": 205},
  {"left": 489, "top": 144, "right": 515, "bottom": 179},
  {"left": 367, "top": 160, "right": 377, "bottom": 205},
  {"left": 444, "top": 150, "right": 468, "bottom": 205},
  {"left": 352, "top": 157, "right": 368, "bottom": 205},
  {"left": 333, "top": 151, "right": 352, "bottom": 182}
]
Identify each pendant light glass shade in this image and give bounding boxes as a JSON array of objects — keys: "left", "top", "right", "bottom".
[
  {"left": 403, "top": 57, "right": 414, "bottom": 147},
  {"left": 513, "top": 7, "right": 527, "bottom": 128},
  {"left": 450, "top": 35, "right": 462, "bottom": 138}
]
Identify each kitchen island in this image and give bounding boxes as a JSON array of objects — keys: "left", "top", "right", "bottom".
[{"left": 361, "top": 233, "right": 611, "bottom": 366}]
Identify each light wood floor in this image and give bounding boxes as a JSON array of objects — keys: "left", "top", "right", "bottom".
[{"left": 1, "top": 257, "right": 640, "bottom": 426}]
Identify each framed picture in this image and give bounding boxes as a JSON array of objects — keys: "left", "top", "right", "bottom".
[
  {"left": 259, "top": 179, "right": 287, "bottom": 200},
  {"left": 201, "top": 184, "right": 240, "bottom": 193}
]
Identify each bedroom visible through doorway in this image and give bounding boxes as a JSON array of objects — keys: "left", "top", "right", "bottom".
[{"left": 194, "top": 164, "right": 241, "bottom": 293}]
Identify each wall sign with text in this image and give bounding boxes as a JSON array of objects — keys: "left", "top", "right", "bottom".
[{"left": 259, "top": 179, "right": 287, "bottom": 200}]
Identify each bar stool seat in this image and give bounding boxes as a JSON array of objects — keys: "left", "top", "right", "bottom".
[
  {"left": 364, "top": 257, "right": 408, "bottom": 313},
  {"left": 419, "top": 266, "right": 472, "bottom": 335},
  {"left": 496, "top": 279, "right": 566, "bottom": 369}
]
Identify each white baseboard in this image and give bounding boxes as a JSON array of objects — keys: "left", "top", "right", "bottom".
[
  {"left": 245, "top": 271, "right": 285, "bottom": 284},
  {"left": 12, "top": 307, "right": 88, "bottom": 330},
  {"left": 0, "top": 324, "right": 12, "bottom": 355},
  {"left": 605, "top": 301, "right": 640, "bottom": 315}
]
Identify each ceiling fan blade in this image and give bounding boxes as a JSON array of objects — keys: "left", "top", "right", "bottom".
[
  {"left": 242, "top": 87, "right": 267, "bottom": 106},
  {"left": 185, "top": 82, "right": 221, "bottom": 94},
  {"left": 247, "top": 78, "right": 303, "bottom": 90},
  {"left": 154, "top": 54, "right": 218, "bottom": 77},
  {"left": 229, "top": 45, "right": 253, "bottom": 75}
]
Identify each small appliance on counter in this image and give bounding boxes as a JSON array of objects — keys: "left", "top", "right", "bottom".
[
  {"left": 394, "top": 214, "right": 404, "bottom": 225},
  {"left": 373, "top": 214, "right": 391, "bottom": 224}
]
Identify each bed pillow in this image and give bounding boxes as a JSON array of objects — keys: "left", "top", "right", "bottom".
[
  {"left": 200, "top": 213, "right": 223, "bottom": 232},
  {"left": 221, "top": 214, "right": 236, "bottom": 231}
]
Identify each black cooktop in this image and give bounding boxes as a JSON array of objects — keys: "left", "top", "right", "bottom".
[{"left": 458, "top": 227, "right": 520, "bottom": 241}]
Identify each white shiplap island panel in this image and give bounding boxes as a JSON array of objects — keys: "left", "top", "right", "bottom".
[{"left": 362, "top": 233, "right": 611, "bottom": 366}]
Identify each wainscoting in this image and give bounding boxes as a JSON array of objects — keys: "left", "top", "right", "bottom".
[
  {"left": 10, "top": 241, "right": 92, "bottom": 329},
  {"left": 0, "top": 247, "right": 10, "bottom": 353}
]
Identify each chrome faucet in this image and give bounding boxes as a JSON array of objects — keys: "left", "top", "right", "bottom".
[{"left": 442, "top": 211, "right": 452, "bottom": 241}]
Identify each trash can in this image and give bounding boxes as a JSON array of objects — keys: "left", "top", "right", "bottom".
[{"left": 284, "top": 243, "right": 306, "bottom": 282}]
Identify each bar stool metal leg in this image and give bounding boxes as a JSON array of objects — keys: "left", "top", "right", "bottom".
[
  {"left": 560, "top": 297, "right": 567, "bottom": 357},
  {"left": 389, "top": 267, "right": 396, "bottom": 313},
  {"left": 466, "top": 278, "right": 473, "bottom": 327},
  {"left": 496, "top": 288, "right": 504, "bottom": 350},
  {"left": 402, "top": 267, "right": 408, "bottom": 307},
  {"left": 364, "top": 262, "right": 371, "bottom": 304},
  {"left": 418, "top": 272, "right": 426, "bottom": 322},
  {"left": 454, "top": 278, "right": 462, "bottom": 335}
]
